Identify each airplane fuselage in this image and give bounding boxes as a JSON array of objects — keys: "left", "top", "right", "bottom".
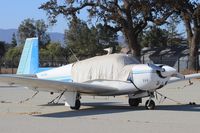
[
  {"left": 36, "top": 63, "right": 169, "bottom": 96},
  {"left": 1, "top": 38, "right": 198, "bottom": 110}
]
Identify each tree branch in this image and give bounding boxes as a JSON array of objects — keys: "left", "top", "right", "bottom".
[
  {"left": 152, "top": 11, "right": 174, "bottom": 25},
  {"left": 104, "top": 25, "right": 122, "bottom": 33}
]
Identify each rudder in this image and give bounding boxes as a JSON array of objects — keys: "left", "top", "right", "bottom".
[{"left": 17, "top": 38, "right": 39, "bottom": 74}]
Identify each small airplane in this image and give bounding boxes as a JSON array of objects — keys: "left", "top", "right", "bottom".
[{"left": 0, "top": 38, "right": 200, "bottom": 110}]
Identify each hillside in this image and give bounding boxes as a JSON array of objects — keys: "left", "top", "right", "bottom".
[{"left": 0, "top": 29, "right": 64, "bottom": 44}]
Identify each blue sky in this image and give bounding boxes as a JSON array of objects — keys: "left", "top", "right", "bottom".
[
  {"left": 0, "top": 0, "right": 68, "bottom": 33},
  {"left": 0, "top": 1, "right": 185, "bottom": 35}
]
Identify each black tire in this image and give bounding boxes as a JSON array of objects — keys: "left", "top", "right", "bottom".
[
  {"left": 70, "top": 99, "right": 81, "bottom": 110},
  {"left": 145, "top": 100, "right": 155, "bottom": 110},
  {"left": 128, "top": 98, "right": 141, "bottom": 107}
]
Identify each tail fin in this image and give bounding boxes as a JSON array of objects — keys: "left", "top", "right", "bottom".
[{"left": 17, "top": 38, "right": 39, "bottom": 74}]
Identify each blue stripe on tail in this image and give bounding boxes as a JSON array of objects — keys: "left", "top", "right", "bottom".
[{"left": 17, "top": 38, "right": 39, "bottom": 74}]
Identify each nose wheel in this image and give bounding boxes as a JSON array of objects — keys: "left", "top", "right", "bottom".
[{"left": 145, "top": 99, "right": 155, "bottom": 110}]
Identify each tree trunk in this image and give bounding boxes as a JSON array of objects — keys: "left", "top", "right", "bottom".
[
  {"left": 188, "top": 31, "right": 199, "bottom": 70},
  {"left": 123, "top": 28, "right": 141, "bottom": 61},
  {"left": 130, "top": 35, "right": 141, "bottom": 59},
  {"left": 122, "top": 1, "right": 141, "bottom": 61},
  {"left": 182, "top": 13, "right": 200, "bottom": 70},
  {"left": 188, "top": 41, "right": 198, "bottom": 70}
]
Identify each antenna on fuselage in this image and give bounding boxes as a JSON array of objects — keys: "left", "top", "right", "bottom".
[
  {"left": 104, "top": 47, "right": 113, "bottom": 55},
  {"left": 69, "top": 48, "right": 79, "bottom": 62}
]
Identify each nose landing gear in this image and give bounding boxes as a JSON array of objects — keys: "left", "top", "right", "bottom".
[
  {"left": 145, "top": 92, "right": 156, "bottom": 110},
  {"left": 145, "top": 99, "right": 155, "bottom": 110}
]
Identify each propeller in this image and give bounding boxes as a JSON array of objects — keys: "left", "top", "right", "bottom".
[
  {"left": 148, "top": 63, "right": 165, "bottom": 72},
  {"left": 160, "top": 65, "right": 176, "bottom": 77},
  {"left": 148, "top": 64, "right": 185, "bottom": 79}
]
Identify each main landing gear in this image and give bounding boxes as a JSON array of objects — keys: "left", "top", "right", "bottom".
[
  {"left": 70, "top": 93, "right": 81, "bottom": 110},
  {"left": 128, "top": 91, "right": 156, "bottom": 110},
  {"left": 70, "top": 99, "right": 81, "bottom": 110},
  {"left": 128, "top": 98, "right": 142, "bottom": 107},
  {"left": 128, "top": 98, "right": 155, "bottom": 110}
]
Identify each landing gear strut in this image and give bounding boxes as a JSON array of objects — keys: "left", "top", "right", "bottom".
[{"left": 128, "top": 98, "right": 142, "bottom": 107}]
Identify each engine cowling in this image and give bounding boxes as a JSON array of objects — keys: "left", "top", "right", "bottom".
[{"left": 130, "top": 64, "right": 178, "bottom": 91}]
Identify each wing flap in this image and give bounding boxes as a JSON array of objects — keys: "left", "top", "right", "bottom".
[{"left": 0, "top": 75, "right": 118, "bottom": 94}]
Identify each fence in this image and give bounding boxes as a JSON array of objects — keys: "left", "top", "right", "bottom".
[
  {"left": 0, "top": 55, "right": 199, "bottom": 74},
  {"left": 141, "top": 55, "right": 200, "bottom": 73},
  {"left": 0, "top": 58, "right": 68, "bottom": 74}
]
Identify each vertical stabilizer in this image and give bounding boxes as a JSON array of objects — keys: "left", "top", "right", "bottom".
[{"left": 17, "top": 38, "right": 39, "bottom": 74}]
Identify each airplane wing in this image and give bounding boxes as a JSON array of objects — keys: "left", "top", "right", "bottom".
[
  {"left": 0, "top": 75, "right": 123, "bottom": 95},
  {"left": 168, "top": 73, "right": 200, "bottom": 83}
]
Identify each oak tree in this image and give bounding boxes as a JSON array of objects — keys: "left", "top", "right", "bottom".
[
  {"left": 171, "top": 0, "right": 200, "bottom": 70},
  {"left": 18, "top": 19, "right": 50, "bottom": 46},
  {"left": 40, "top": 0, "right": 172, "bottom": 59}
]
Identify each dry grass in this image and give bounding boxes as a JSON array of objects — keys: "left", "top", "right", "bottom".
[
  {"left": 180, "top": 69, "right": 200, "bottom": 79},
  {"left": 0, "top": 68, "right": 17, "bottom": 74}
]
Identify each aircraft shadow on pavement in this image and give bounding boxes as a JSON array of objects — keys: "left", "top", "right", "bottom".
[
  {"left": 36, "top": 102, "right": 200, "bottom": 118},
  {"left": 156, "top": 104, "right": 200, "bottom": 112},
  {"left": 36, "top": 102, "right": 143, "bottom": 118}
]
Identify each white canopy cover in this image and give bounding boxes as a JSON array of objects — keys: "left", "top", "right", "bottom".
[{"left": 71, "top": 54, "right": 139, "bottom": 82}]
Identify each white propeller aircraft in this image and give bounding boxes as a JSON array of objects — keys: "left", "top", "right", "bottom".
[{"left": 0, "top": 38, "right": 200, "bottom": 110}]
